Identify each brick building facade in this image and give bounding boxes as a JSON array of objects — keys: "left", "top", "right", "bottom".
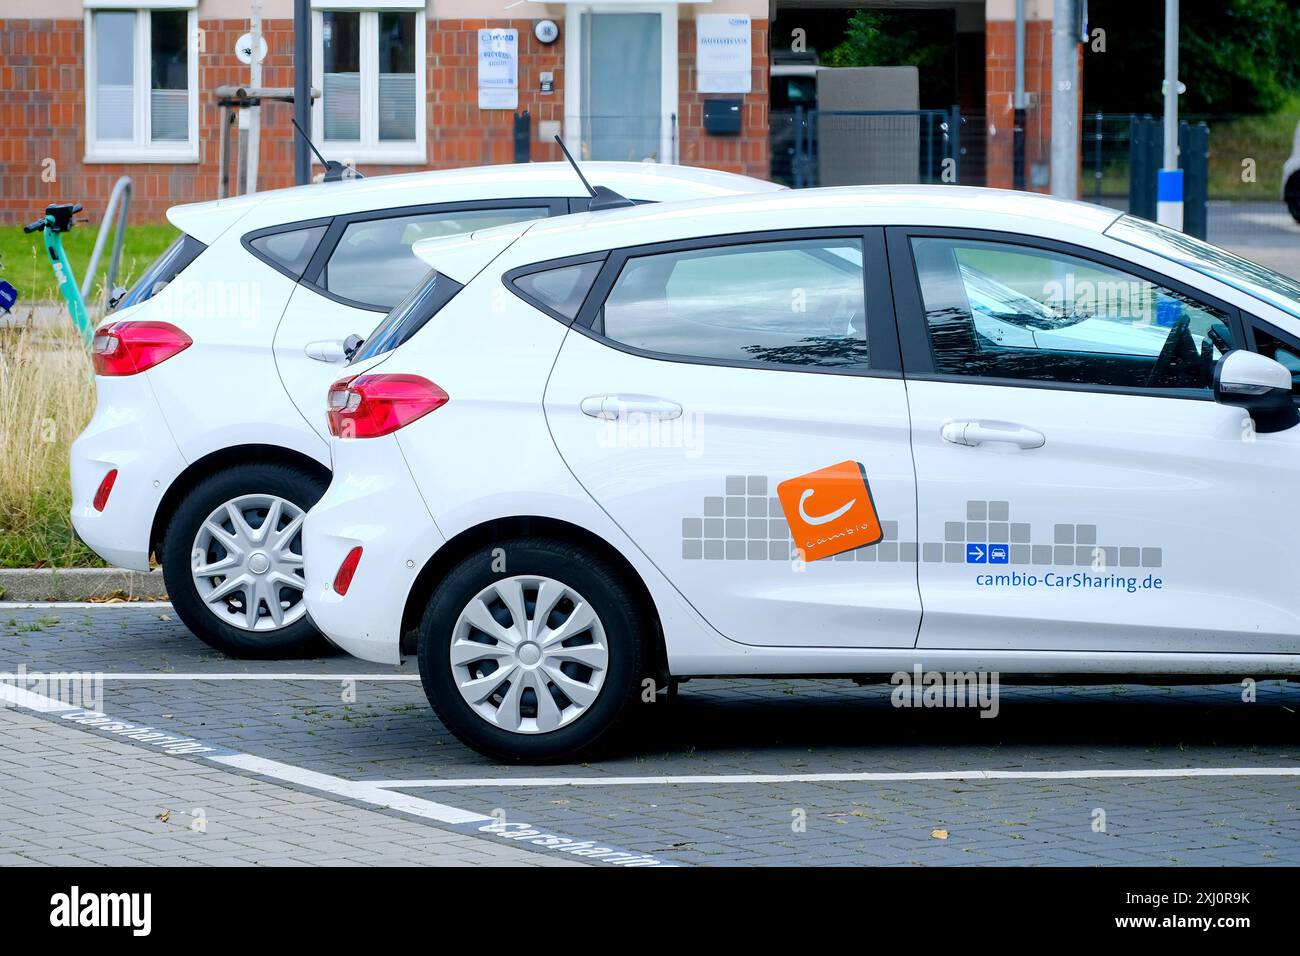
[{"left": 0, "top": 0, "right": 1066, "bottom": 224}]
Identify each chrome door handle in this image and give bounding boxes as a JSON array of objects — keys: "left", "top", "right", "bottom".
[
  {"left": 941, "top": 420, "right": 1045, "bottom": 449},
  {"left": 580, "top": 395, "right": 683, "bottom": 421}
]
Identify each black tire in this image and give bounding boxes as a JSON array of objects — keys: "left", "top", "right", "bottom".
[
  {"left": 161, "top": 462, "right": 329, "bottom": 658},
  {"left": 417, "top": 538, "right": 648, "bottom": 762},
  {"left": 1287, "top": 175, "right": 1300, "bottom": 224}
]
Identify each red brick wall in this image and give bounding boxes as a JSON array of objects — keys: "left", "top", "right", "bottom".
[
  {"left": 0, "top": 15, "right": 771, "bottom": 225},
  {"left": 984, "top": 19, "right": 1054, "bottom": 192},
  {"left": 677, "top": 18, "right": 769, "bottom": 180}
]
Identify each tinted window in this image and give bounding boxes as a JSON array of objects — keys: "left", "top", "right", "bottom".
[
  {"left": 248, "top": 224, "right": 328, "bottom": 279},
  {"left": 112, "top": 233, "right": 206, "bottom": 311},
  {"left": 351, "top": 268, "right": 465, "bottom": 362},
  {"left": 323, "top": 206, "right": 551, "bottom": 310},
  {"left": 511, "top": 260, "right": 602, "bottom": 320},
  {"left": 1106, "top": 214, "right": 1300, "bottom": 321},
  {"left": 597, "top": 238, "right": 868, "bottom": 369},
  {"left": 1251, "top": 324, "right": 1300, "bottom": 396},
  {"left": 911, "top": 237, "right": 1234, "bottom": 392}
]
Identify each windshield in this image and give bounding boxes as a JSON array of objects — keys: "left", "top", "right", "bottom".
[
  {"left": 1105, "top": 215, "right": 1300, "bottom": 320},
  {"left": 351, "top": 267, "right": 464, "bottom": 363}
]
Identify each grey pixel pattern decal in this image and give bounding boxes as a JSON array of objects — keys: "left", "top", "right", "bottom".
[
  {"left": 682, "top": 475, "right": 918, "bottom": 563},
  {"left": 920, "top": 499, "right": 1163, "bottom": 568}
]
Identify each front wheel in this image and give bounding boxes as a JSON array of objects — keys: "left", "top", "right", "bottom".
[
  {"left": 1287, "top": 175, "right": 1300, "bottom": 224},
  {"left": 417, "top": 538, "right": 648, "bottom": 762},
  {"left": 161, "top": 462, "right": 329, "bottom": 658}
]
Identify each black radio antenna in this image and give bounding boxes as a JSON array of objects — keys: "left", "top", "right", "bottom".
[
  {"left": 292, "top": 117, "right": 363, "bottom": 182},
  {"left": 552, "top": 135, "right": 634, "bottom": 211}
]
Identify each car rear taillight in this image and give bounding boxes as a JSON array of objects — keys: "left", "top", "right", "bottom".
[
  {"left": 92, "top": 321, "right": 192, "bottom": 376},
  {"left": 327, "top": 374, "right": 448, "bottom": 438},
  {"left": 92, "top": 469, "right": 118, "bottom": 512},
  {"left": 333, "top": 546, "right": 363, "bottom": 595}
]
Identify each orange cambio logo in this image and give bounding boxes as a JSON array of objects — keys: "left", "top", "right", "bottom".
[{"left": 777, "top": 461, "right": 882, "bottom": 562}]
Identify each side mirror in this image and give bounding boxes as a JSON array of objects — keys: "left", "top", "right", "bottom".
[
  {"left": 1213, "top": 349, "right": 1299, "bottom": 433},
  {"left": 305, "top": 333, "right": 363, "bottom": 364}
]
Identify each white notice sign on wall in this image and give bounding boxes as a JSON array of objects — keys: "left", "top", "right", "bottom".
[
  {"left": 696, "top": 15, "right": 752, "bottom": 94},
  {"left": 478, "top": 28, "right": 519, "bottom": 110}
]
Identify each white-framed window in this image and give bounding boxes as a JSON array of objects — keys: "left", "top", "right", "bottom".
[
  {"left": 563, "top": 4, "right": 679, "bottom": 165},
  {"left": 312, "top": 3, "right": 426, "bottom": 165},
  {"left": 84, "top": 2, "right": 199, "bottom": 163}
]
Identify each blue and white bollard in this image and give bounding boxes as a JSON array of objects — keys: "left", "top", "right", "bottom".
[{"left": 1156, "top": 168, "right": 1184, "bottom": 231}]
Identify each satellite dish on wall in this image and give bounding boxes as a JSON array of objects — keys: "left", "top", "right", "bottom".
[
  {"left": 535, "top": 20, "right": 559, "bottom": 44},
  {"left": 236, "top": 33, "right": 268, "bottom": 65}
]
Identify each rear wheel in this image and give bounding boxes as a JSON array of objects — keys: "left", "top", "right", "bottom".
[
  {"left": 417, "top": 538, "right": 647, "bottom": 762},
  {"left": 1287, "top": 174, "right": 1300, "bottom": 223},
  {"left": 162, "top": 463, "right": 328, "bottom": 657}
]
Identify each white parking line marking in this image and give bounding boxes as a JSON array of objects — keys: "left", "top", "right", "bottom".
[
  {"left": 211, "top": 753, "right": 489, "bottom": 825},
  {"left": 0, "top": 672, "right": 417, "bottom": 681},
  {"left": 365, "top": 767, "right": 1300, "bottom": 788},
  {"left": 0, "top": 601, "right": 172, "bottom": 609}
]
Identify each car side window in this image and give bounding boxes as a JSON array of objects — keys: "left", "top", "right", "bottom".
[
  {"left": 1250, "top": 323, "right": 1300, "bottom": 396},
  {"left": 322, "top": 206, "right": 551, "bottom": 310},
  {"left": 910, "top": 237, "right": 1234, "bottom": 393},
  {"left": 248, "top": 224, "right": 328, "bottom": 280},
  {"left": 595, "top": 237, "right": 869, "bottom": 370}
]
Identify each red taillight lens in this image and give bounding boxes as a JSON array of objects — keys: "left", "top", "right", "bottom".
[
  {"left": 92, "top": 321, "right": 192, "bottom": 376},
  {"left": 92, "top": 469, "right": 118, "bottom": 512},
  {"left": 333, "top": 546, "right": 363, "bottom": 595},
  {"left": 327, "top": 374, "right": 448, "bottom": 438}
]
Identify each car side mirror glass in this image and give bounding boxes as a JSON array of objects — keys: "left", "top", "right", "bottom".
[{"left": 1213, "top": 349, "right": 1299, "bottom": 433}]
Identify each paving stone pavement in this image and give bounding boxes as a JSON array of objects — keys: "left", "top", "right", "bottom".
[
  {"left": 0, "top": 707, "right": 579, "bottom": 867},
  {"left": 2, "top": 606, "right": 1298, "bottom": 866}
]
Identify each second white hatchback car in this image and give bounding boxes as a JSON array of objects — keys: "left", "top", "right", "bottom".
[
  {"left": 304, "top": 185, "right": 1300, "bottom": 761},
  {"left": 70, "top": 163, "right": 781, "bottom": 657}
]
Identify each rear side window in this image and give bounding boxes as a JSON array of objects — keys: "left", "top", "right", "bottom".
[
  {"left": 112, "top": 233, "right": 207, "bottom": 312},
  {"left": 509, "top": 260, "right": 603, "bottom": 321},
  {"left": 595, "top": 237, "right": 869, "bottom": 369},
  {"left": 351, "top": 268, "right": 464, "bottom": 362},
  {"left": 248, "top": 224, "right": 328, "bottom": 279},
  {"left": 323, "top": 206, "right": 551, "bottom": 310}
]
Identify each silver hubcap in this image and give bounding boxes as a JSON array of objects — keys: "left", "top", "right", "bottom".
[
  {"left": 450, "top": 575, "right": 610, "bottom": 735},
  {"left": 190, "top": 494, "right": 307, "bottom": 633}
]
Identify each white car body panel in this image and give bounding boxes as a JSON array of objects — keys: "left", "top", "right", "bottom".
[
  {"left": 303, "top": 185, "right": 1300, "bottom": 681},
  {"left": 71, "top": 162, "right": 780, "bottom": 571},
  {"left": 543, "top": 329, "right": 923, "bottom": 648}
]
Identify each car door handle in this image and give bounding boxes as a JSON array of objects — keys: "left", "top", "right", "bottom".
[
  {"left": 941, "top": 420, "right": 1045, "bottom": 449},
  {"left": 580, "top": 395, "right": 683, "bottom": 420}
]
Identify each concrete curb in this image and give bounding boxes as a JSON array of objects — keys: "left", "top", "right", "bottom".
[{"left": 0, "top": 568, "right": 168, "bottom": 602}]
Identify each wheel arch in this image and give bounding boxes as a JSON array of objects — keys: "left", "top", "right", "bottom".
[
  {"left": 150, "top": 444, "right": 332, "bottom": 560},
  {"left": 401, "top": 516, "right": 669, "bottom": 682}
]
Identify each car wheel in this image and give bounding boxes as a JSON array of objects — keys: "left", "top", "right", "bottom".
[
  {"left": 417, "top": 538, "right": 647, "bottom": 762},
  {"left": 161, "top": 463, "right": 329, "bottom": 658},
  {"left": 1288, "top": 175, "right": 1300, "bottom": 223}
]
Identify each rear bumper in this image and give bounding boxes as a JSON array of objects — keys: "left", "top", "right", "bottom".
[
  {"left": 303, "top": 435, "right": 443, "bottom": 665},
  {"left": 70, "top": 375, "right": 186, "bottom": 572}
]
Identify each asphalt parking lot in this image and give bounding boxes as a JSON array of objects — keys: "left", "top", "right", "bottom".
[{"left": 1, "top": 604, "right": 1298, "bottom": 866}]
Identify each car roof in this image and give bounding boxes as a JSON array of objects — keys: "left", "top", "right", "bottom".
[
  {"left": 167, "top": 162, "right": 783, "bottom": 243},
  {"left": 495, "top": 185, "right": 1126, "bottom": 260}
]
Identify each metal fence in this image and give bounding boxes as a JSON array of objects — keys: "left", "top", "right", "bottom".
[{"left": 780, "top": 107, "right": 961, "bottom": 189}]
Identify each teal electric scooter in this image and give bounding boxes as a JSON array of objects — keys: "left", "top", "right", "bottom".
[{"left": 23, "top": 203, "right": 94, "bottom": 345}]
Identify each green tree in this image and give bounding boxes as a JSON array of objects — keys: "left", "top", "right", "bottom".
[
  {"left": 1085, "top": 0, "right": 1300, "bottom": 115},
  {"left": 822, "top": 10, "right": 946, "bottom": 71}
]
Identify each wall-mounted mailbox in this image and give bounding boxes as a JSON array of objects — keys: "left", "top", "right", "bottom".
[{"left": 703, "top": 99, "right": 742, "bottom": 136}]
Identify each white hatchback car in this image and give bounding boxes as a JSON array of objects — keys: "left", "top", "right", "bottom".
[
  {"left": 70, "top": 163, "right": 782, "bottom": 657},
  {"left": 303, "top": 185, "right": 1300, "bottom": 761}
]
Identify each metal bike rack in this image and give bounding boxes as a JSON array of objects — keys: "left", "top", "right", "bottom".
[{"left": 80, "top": 175, "right": 132, "bottom": 306}]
